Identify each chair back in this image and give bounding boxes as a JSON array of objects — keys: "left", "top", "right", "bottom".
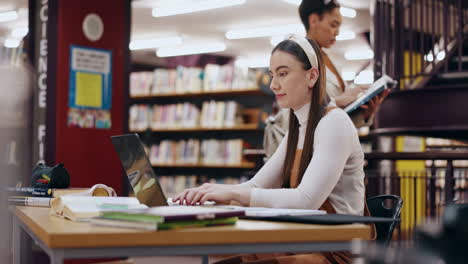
[{"left": 367, "top": 194, "right": 403, "bottom": 245}]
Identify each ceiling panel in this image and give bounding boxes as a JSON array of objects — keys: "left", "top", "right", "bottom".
[{"left": 131, "top": 0, "right": 373, "bottom": 74}]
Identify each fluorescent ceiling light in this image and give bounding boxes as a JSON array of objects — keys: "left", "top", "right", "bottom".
[
  {"left": 11, "top": 27, "right": 28, "bottom": 38},
  {"left": 336, "top": 30, "right": 355, "bottom": 41},
  {"left": 342, "top": 71, "right": 356, "bottom": 81},
  {"left": 436, "top": 51, "right": 446, "bottom": 61},
  {"left": 235, "top": 56, "right": 270, "bottom": 68},
  {"left": 425, "top": 54, "right": 434, "bottom": 62},
  {"left": 157, "top": 42, "right": 226, "bottom": 57},
  {"left": 345, "top": 49, "right": 374, "bottom": 60},
  {"left": 130, "top": 36, "right": 182, "bottom": 50},
  {"left": 425, "top": 51, "right": 446, "bottom": 62},
  {"left": 282, "top": 0, "right": 301, "bottom": 4},
  {"left": 4, "top": 38, "right": 20, "bottom": 48},
  {"left": 226, "top": 24, "right": 305, "bottom": 40},
  {"left": 152, "top": 0, "right": 246, "bottom": 17},
  {"left": 283, "top": 0, "right": 359, "bottom": 17},
  {"left": 270, "top": 35, "right": 285, "bottom": 46},
  {"left": 354, "top": 70, "right": 374, "bottom": 84},
  {"left": 340, "top": 7, "right": 356, "bottom": 18},
  {"left": 0, "top": 10, "right": 18, "bottom": 23}
]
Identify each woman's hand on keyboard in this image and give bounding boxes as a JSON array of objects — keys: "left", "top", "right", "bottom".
[{"left": 172, "top": 183, "right": 252, "bottom": 206}]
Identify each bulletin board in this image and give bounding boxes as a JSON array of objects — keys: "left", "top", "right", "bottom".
[
  {"left": 68, "top": 45, "right": 113, "bottom": 129},
  {"left": 69, "top": 45, "right": 112, "bottom": 110}
]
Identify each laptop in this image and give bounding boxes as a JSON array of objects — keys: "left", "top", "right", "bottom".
[
  {"left": 111, "top": 134, "right": 246, "bottom": 219},
  {"left": 111, "top": 133, "right": 168, "bottom": 207}
]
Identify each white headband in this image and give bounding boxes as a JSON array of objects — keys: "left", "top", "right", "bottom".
[{"left": 285, "top": 34, "right": 319, "bottom": 69}]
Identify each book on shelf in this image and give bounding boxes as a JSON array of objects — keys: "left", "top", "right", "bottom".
[
  {"left": 50, "top": 196, "right": 147, "bottom": 222},
  {"left": 129, "top": 64, "right": 262, "bottom": 97},
  {"left": 148, "top": 138, "right": 250, "bottom": 166},
  {"left": 129, "top": 101, "right": 258, "bottom": 131},
  {"left": 344, "top": 74, "right": 397, "bottom": 113},
  {"left": 158, "top": 175, "right": 248, "bottom": 199}
]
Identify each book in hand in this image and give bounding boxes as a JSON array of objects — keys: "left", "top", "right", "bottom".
[
  {"left": 344, "top": 74, "right": 397, "bottom": 114},
  {"left": 50, "top": 196, "right": 148, "bottom": 222}
]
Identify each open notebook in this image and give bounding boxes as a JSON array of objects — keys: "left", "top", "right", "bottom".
[{"left": 219, "top": 205, "right": 325, "bottom": 217}]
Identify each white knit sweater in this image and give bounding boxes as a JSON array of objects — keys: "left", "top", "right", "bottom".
[{"left": 241, "top": 103, "right": 365, "bottom": 215}]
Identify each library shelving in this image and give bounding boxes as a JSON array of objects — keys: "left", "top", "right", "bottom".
[{"left": 127, "top": 62, "right": 274, "bottom": 193}]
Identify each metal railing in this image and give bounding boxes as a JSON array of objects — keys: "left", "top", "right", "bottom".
[
  {"left": 365, "top": 151, "right": 468, "bottom": 241},
  {"left": 373, "top": 0, "right": 468, "bottom": 90}
]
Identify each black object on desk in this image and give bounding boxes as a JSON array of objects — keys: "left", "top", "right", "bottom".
[{"left": 242, "top": 214, "right": 399, "bottom": 225}]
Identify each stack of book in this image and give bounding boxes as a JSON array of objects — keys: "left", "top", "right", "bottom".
[{"left": 90, "top": 205, "right": 245, "bottom": 230}]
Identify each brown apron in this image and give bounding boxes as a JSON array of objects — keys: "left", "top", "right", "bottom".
[
  {"left": 213, "top": 107, "right": 375, "bottom": 264},
  {"left": 321, "top": 51, "right": 345, "bottom": 92}
]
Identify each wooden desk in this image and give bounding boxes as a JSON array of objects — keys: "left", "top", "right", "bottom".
[{"left": 13, "top": 207, "right": 372, "bottom": 264}]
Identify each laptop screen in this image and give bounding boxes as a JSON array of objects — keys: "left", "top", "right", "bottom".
[{"left": 111, "top": 134, "right": 168, "bottom": 207}]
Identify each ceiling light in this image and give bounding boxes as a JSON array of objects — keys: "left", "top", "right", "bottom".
[
  {"left": 156, "top": 42, "right": 226, "bottom": 57},
  {"left": 130, "top": 36, "right": 182, "bottom": 50},
  {"left": 336, "top": 30, "right": 356, "bottom": 41},
  {"left": 226, "top": 24, "right": 305, "bottom": 40},
  {"left": 0, "top": 10, "right": 18, "bottom": 23},
  {"left": 152, "top": 0, "right": 246, "bottom": 17},
  {"left": 270, "top": 35, "right": 285, "bottom": 46},
  {"left": 11, "top": 27, "right": 28, "bottom": 38},
  {"left": 4, "top": 38, "right": 20, "bottom": 48},
  {"left": 282, "top": 0, "right": 301, "bottom": 4},
  {"left": 235, "top": 56, "right": 270, "bottom": 68},
  {"left": 424, "top": 50, "right": 446, "bottom": 62},
  {"left": 436, "top": 51, "right": 446, "bottom": 61},
  {"left": 425, "top": 53, "right": 434, "bottom": 62},
  {"left": 340, "top": 7, "right": 356, "bottom": 18},
  {"left": 354, "top": 70, "right": 374, "bottom": 84},
  {"left": 342, "top": 71, "right": 356, "bottom": 81},
  {"left": 345, "top": 49, "right": 374, "bottom": 60}
]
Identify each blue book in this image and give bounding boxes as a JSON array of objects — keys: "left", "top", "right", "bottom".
[{"left": 344, "top": 74, "right": 397, "bottom": 113}]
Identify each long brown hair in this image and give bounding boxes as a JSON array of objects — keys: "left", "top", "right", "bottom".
[{"left": 272, "top": 38, "right": 328, "bottom": 188}]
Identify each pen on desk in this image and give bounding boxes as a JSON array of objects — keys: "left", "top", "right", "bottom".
[
  {"left": 8, "top": 196, "right": 51, "bottom": 207},
  {"left": 5, "top": 187, "right": 53, "bottom": 197}
]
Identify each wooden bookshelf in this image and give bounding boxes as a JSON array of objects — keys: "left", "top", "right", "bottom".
[
  {"left": 151, "top": 162, "right": 256, "bottom": 169},
  {"left": 130, "top": 89, "right": 268, "bottom": 100},
  {"left": 131, "top": 124, "right": 260, "bottom": 133}
]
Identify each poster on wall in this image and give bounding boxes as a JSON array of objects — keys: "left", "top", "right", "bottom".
[{"left": 68, "top": 45, "right": 112, "bottom": 129}]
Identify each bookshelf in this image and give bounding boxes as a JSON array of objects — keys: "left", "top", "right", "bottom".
[
  {"left": 131, "top": 124, "right": 261, "bottom": 133},
  {"left": 152, "top": 162, "right": 256, "bottom": 169},
  {"left": 129, "top": 89, "right": 266, "bottom": 101},
  {"left": 128, "top": 62, "right": 274, "bottom": 194}
]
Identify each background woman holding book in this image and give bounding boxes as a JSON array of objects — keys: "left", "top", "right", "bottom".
[
  {"left": 174, "top": 35, "right": 369, "bottom": 263},
  {"left": 300, "top": 0, "right": 389, "bottom": 127}
]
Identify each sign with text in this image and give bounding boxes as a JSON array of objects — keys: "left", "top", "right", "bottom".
[{"left": 69, "top": 45, "right": 112, "bottom": 110}]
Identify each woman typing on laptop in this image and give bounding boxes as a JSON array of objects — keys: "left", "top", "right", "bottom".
[{"left": 173, "top": 35, "right": 371, "bottom": 263}]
